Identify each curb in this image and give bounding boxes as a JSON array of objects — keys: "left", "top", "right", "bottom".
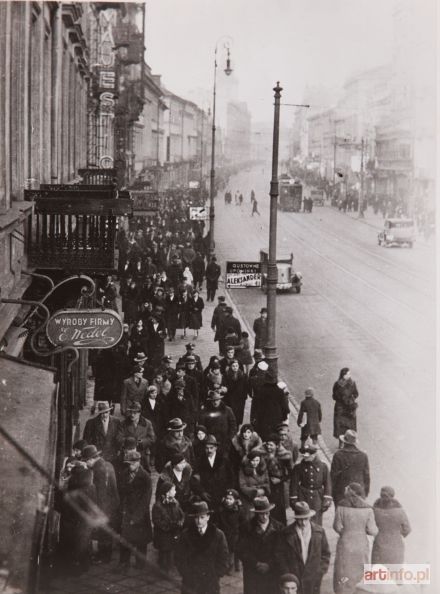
[{"left": 223, "top": 282, "right": 333, "bottom": 465}]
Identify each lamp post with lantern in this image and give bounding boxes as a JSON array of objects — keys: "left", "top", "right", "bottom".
[{"left": 208, "top": 39, "right": 233, "bottom": 255}]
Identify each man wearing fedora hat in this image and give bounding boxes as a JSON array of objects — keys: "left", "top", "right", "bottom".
[
  {"left": 193, "top": 435, "right": 234, "bottom": 511},
  {"left": 237, "top": 496, "right": 283, "bottom": 594},
  {"left": 83, "top": 401, "right": 120, "bottom": 463},
  {"left": 120, "top": 365, "right": 149, "bottom": 416},
  {"left": 253, "top": 307, "right": 268, "bottom": 350},
  {"left": 82, "top": 444, "right": 120, "bottom": 564},
  {"left": 330, "top": 430, "right": 370, "bottom": 505},
  {"left": 251, "top": 369, "right": 289, "bottom": 441},
  {"left": 118, "top": 450, "right": 152, "bottom": 570},
  {"left": 175, "top": 500, "right": 229, "bottom": 594},
  {"left": 275, "top": 501, "right": 331, "bottom": 594},
  {"left": 116, "top": 401, "right": 156, "bottom": 471},
  {"left": 290, "top": 444, "right": 332, "bottom": 526},
  {"left": 216, "top": 306, "right": 241, "bottom": 356},
  {"left": 211, "top": 296, "right": 227, "bottom": 336},
  {"left": 155, "top": 418, "right": 195, "bottom": 473},
  {"left": 178, "top": 342, "right": 203, "bottom": 373}
]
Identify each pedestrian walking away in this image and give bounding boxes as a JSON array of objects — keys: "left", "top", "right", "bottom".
[
  {"left": 332, "top": 367, "right": 359, "bottom": 443},
  {"left": 252, "top": 199, "right": 261, "bottom": 216},
  {"left": 330, "top": 430, "right": 370, "bottom": 505},
  {"left": 297, "top": 387, "right": 322, "bottom": 449},
  {"left": 371, "top": 486, "right": 411, "bottom": 565}
]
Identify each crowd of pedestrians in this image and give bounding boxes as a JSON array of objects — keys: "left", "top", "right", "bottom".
[{"left": 56, "top": 188, "right": 412, "bottom": 594}]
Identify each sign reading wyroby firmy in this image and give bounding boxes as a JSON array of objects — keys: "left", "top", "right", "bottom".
[
  {"left": 46, "top": 309, "right": 123, "bottom": 349},
  {"left": 226, "top": 262, "right": 261, "bottom": 288}
]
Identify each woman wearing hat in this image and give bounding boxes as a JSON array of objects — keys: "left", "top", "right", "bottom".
[
  {"left": 175, "top": 500, "right": 229, "bottom": 594},
  {"left": 152, "top": 481, "right": 185, "bottom": 573},
  {"left": 239, "top": 450, "right": 271, "bottom": 521},
  {"left": 264, "top": 434, "right": 292, "bottom": 525},
  {"left": 230, "top": 424, "right": 263, "bottom": 477},
  {"left": 156, "top": 453, "right": 195, "bottom": 512},
  {"left": 332, "top": 367, "right": 359, "bottom": 442},
  {"left": 223, "top": 359, "right": 249, "bottom": 425},
  {"left": 188, "top": 290, "right": 205, "bottom": 338},
  {"left": 333, "top": 483, "right": 378, "bottom": 594},
  {"left": 236, "top": 496, "right": 283, "bottom": 594},
  {"left": 371, "top": 486, "right": 411, "bottom": 565}
]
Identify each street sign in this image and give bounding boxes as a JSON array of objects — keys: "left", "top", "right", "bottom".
[
  {"left": 46, "top": 309, "right": 123, "bottom": 349},
  {"left": 226, "top": 262, "right": 261, "bottom": 288},
  {"left": 189, "top": 206, "right": 209, "bottom": 221}
]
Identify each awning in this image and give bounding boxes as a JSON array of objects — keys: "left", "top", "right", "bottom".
[{"left": 0, "top": 355, "right": 58, "bottom": 593}]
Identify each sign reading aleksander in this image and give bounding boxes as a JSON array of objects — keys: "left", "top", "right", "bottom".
[
  {"left": 226, "top": 262, "right": 262, "bottom": 288},
  {"left": 46, "top": 309, "right": 123, "bottom": 349}
]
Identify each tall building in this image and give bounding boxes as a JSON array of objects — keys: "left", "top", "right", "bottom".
[{"left": 225, "top": 100, "right": 251, "bottom": 164}]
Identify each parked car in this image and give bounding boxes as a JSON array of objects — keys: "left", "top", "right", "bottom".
[
  {"left": 377, "top": 218, "right": 415, "bottom": 248},
  {"left": 259, "top": 249, "right": 302, "bottom": 293}
]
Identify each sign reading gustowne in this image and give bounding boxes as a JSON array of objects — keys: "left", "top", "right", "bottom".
[
  {"left": 46, "top": 309, "right": 123, "bottom": 349},
  {"left": 226, "top": 261, "right": 262, "bottom": 288}
]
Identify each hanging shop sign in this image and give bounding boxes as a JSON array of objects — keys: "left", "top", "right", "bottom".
[
  {"left": 132, "top": 191, "right": 160, "bottom": 213},
  {"left": 189, "top": 206, "right": 209, "bottom": 220},
  {"left": 226, "top": 262, "right": 262, "bottom": 288},
  {"left": 46, "top": 309, "right": 123, "bottom": 349}
]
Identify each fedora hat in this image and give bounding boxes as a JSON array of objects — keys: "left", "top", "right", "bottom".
[
  {"left": 127, "top": 402, "right": 142, "bottom": 413},
  {"left": 95, "top": 401, "right": 112, "bottom": 414},
  {"left": 250, "top": 496, "right": 275, "bottom": 513},
  {"left": 82, "top": 444, "right": 101, "bottom": 460},
  {"left": 300, "top": 444, "right": 318, "bottom": 455},
  {"left": 134, "top": 352, "right": 148, "bottom": 363},
  {"left": 291, "top": 501, "right": 316, "bottom": 519},
  {"left": 167, "top": 418, "right": 187, "bottom": 431},
  {"left": 123, "top": 451, "right": 141, "bottom": 463},
  {"left": 205, "top": 434, "right": 218, "bottom": 446},
  {"left": 340, "top": 429, "right": 358, "bottom": 445},
  {"left": 188, "top": 500, "right": 212, "bottom": 517}
]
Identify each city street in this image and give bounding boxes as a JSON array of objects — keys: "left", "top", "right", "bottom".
[{"left": 215, "top": 165, "right": 436, "bottom": 565}]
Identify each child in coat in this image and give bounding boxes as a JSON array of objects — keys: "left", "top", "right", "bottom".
[
  {"left": 297, "top": 387, "right": 322, "bottom": 448},
  {"left": 152, "top": 481, "right": 185, "bottom": 572},
  {"left": 214, "top": 489, "right": 244, "bottom": 573}
]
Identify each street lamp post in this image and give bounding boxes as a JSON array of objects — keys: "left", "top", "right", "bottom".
[
  {"left": 264, "top": 82, "right": 283, "bottom": 378},
  {"left": 209, "top": 42, "right": 233, "bottom": 255}
]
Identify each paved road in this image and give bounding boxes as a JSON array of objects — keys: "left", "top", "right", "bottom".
[{"left": 215, "top": 166, "right": 436, "bottom": 567}]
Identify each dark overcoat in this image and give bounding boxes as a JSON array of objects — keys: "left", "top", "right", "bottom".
[
  {"left": 142, "top": 397, "right": 167, "bottom": 441},
  {"left": 119, "top": 465, "right": 152, "bottom": 547},
  {"left": 83, "top": 416, "right": 121, "bottom": 463},
  {"left": 165, "top": 294, "right": 180, "bottom": 332},
  {"left": 175, "top": 523, "right": 229, "bottom": 594},
  {"left": 92, "top": 457, "right": 120, "bottom": 525},
  {"left": 157, "top": 461, "right": 195, "bottom": 511},
  {"left": 198, "top": 402, "right": 237, "bottom": 455},
  {"left": 120, "top": 376, "right": 149, "bottom": 416},
  {"left": 116, "top": 416, "right": 156, "bottom": 470},
  {"left": 188, "top": 296, "right": 205, "bottom": 330},
  {"left": 223, "top": 370, "right": 248, "bottom": 426},
  {"left": 290, "top": 457, "right": 331, "bottom": 524},
  {"left": 237, "top": 516, "right": 283, "bottom": 594},
  {"left": 252, "top": 381, "right": 289, "bottom": 441},
  {"left": 330, "top": 445, "right": 370, "bottom": 504},
  {"left": 275, "top": 522, "right": 331, "bottom": 594},
  {"left": 332, "top": 378, "right": 359, "bottom": 438},
  {"left": 297, "top": 397, "right": 322, "bottom": 437},
  {"left": 195, "top": 451, "right": 235, "bottom": 509},
  {"left": 155, "top": 433, "right": 195, "bottom": 472},
  {"left": 252, "top": 317, "right": 268, "bottom": 350},
  {"left": 152, "top": 498, "right": 185, "bottom": 551}
]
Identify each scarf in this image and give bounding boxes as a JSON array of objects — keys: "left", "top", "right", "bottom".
[
  {"left": 338, "top": 493, "right": 370, "bottom": 508},
  {"left": 373, "top": 497, "right": 402, "bottom": 509}
]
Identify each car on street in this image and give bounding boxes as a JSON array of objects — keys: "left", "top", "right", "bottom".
[
  {"left": 259, "top": 249, "right": 302, "bottom": 293},
  {"left": 377, "top": 218, "right": 415, "bottom": 248}
]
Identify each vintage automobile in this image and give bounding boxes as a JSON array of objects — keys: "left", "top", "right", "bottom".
[
  {"left": 310, "top": 188, "right": 325, "bottom": 206},
  {"left": 278, "top": 178, "right": 302, "bottom": 212},
  {"left": 259, "top": 249, "right": 302, "bottom": 293},
  {"left": 377, "top": 218, "right": 415, "bottom": 248}
]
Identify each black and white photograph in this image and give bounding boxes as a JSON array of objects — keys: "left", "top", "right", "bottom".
[{"left": 0, "top": 1, "right": 437, "bottom": 593}]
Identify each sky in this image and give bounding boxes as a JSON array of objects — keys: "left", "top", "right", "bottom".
[{"left": 146, "top": 0, "right": 395, "bottom": 126}]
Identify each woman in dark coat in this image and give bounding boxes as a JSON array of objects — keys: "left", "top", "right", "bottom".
[
  {"left": 165, "top": 286, "right": 180, "bottom": 341},
  {"left": 251, "top": 372, "right": 290, "bottom": 442},
  {"left": 152, "top": 481, "right": 185, "bottom": 572},
  {"left": 372, "top": 486, "right": 411, "bottom": 565},
  {"left": 188, "top": 290, "right": 204, "bottom": 337},
  {"left": 238, "top": 451, "right": 270, "bottom": 521},
  {"left": 156, "top": 455, "right": 195, "bottom": 512},
  {"left": 263, "top": 435, "right": 292, "bottom": 525},
  {"left": 192, "top": 252, "right": 206, "bottom": 291},
  {"left": 177, "top": 288, "right": 191, "bottom": 339},
  {"left": 223, "top": 360, "right": 248, "bottom": 425},
  {"left": 332, "top": 367, "right": 359, "bottom": 440},
  {"left": 230, "top": 424, "right": 263, "bottom": 477},
  {"left": 122, "top": 279, "right": 141, "bottom": 325}
]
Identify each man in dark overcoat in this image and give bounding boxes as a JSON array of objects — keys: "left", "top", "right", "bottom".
[
  {"left": 330, "top": 429, "right": 370, "bottom": 505},
  {"left": 251, "top": 370, "right": 290, "bottom": 441},
  {"left": 275, "top": 502, "right": 330, "bottom": 594},
  {"left": 205, "top": 255, "right": 221, "bottom": 302},
  {"left": 175, "top": 500, "right": 229, "bottom": 594},
  {"left": 236, "top": 496, "right": 283, "bottom": 594},
  {"left": 253, "top": 307, "right": 268, "bottom": 350},
  {"left": 155, "top": 418, "right": 195, "bottom": 472},
  {"left": 116, "top": 402, "right": 156, "bottom": 471},
  {"left": 193, "top": 435, "right": 234, "bottom": 511},
  {"left": 118, "top": 451, "right": 152, "bottom": 569},
  {"left": 165, "top": 286, "right": 180, "bottom": 341},
  {"left": 120, "top": 365, "right": 149, "bottom": 416},
  {"left": 198, "top": 391, "right": 237, "bottom": 456},
  {"left": 165, "top": 378, "right": 197, "bottom": 439},
  {"left": 211, "top": 296, "right": 227, "bottom": 335},
  {"left": 290, "top": 444, "right": 332, "bottom": 525},
  {"left": 216, "top": 306, "right": 241, "bottom": 355},
  {"left": 178, "top": 342, "right": 203, "bottom": 372},
  {"left": 82, "top": 444, "right": 120, "bottom": 563},
  {"left": 145, "top": 312, "right": 167, "bottom": 367},
  {"left": 83, "top": 401, "right": 120, "bottom": 463}
]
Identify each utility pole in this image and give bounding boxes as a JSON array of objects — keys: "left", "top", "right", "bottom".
[{"left": 265, "top": 82, "right": 282, "bottom": 379}]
